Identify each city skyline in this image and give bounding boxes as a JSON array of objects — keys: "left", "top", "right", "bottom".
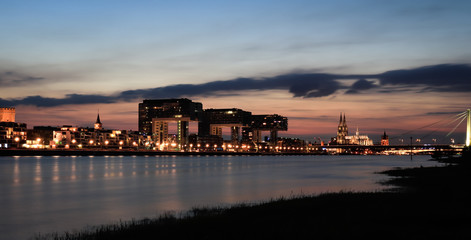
[
  {"left": 3, "top": 100, "right": 469, "bottom": 145},
  {"left": 1, "top": 1, "right": 470, "bottom": 143}
]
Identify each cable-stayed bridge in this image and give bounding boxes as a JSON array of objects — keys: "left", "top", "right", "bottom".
[{"left": 320, "top": 109, "right": 470, "bottom": 155}]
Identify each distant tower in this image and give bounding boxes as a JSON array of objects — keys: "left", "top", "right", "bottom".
[
  {"left": 337, "top": 113, "right": 348, "bottom": 144},
  {"left": 94, "top": 111, "right": 103, "bottom": 130},
  {"left": 381, "top": 130, "right": 389, "bottom": 146},
  {"left": 0, "top": 107, "right": 15, "bottom": 122}
]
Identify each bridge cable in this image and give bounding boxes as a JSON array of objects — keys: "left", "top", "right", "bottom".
[
  {"left": 389, "top": 111, "right": 467, "bottom": 143},
  {"left": 446, "top": 113, "right": 467, "bottom": 136}
]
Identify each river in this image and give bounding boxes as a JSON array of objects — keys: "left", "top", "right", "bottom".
[{"left": 0, "top": 154, "right": 441, "bottom": 239}]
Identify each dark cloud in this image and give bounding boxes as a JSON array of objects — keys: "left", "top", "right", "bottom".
[
  {"left": 1, "top": 73, "right": 341, "bottom": 107},
  {"left": 282, "top": 74, "right": 339, "bottom": 98},
  {"left": 0, "top": 94, "right": 117, "bottom": 107},
  {"left": 345, "top": 79, "right": 376, "bottom": 94},
  {"left": 119, "top": 74, "right": 340, "bottom": 100},
  {"left": 0, "top": 71, "right": 45, "bottom": 86},
  {"left": 1, "top": 63, "right": 470, "bottom": 107},
  {"left": 378, "top": 64, "right": 471, "bottom": 92},
  {"left": 0, "top": 98, "right": 13, "bottom": 107}
]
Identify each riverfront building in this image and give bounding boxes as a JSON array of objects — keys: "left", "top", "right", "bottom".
[
  {"left": 345, "top": 128, "right": 374, "bottom": 146},
  {"left": 335, "top": 113, "right": 373, "bottom": 146},
  {"left": 243, "top": 114, "right": 288, "bottom": 145},
  {"left": 2, "top": 101, "right": 291, "bottom": 152},
  {"left": 20, "top": 113, "right": 142, "bottom": 149},
  {"left": 199, "top": 108, "right": 252, "bottom": 144},
  {"left": 50, "top": 125, "right": 141, "bottom": 150},
  {"left": 138, "top": 98, "right": 203, "bottom": 135},
  {"left": 138, "top": 99, "right": 288, "bottom": 151},
  {"left": 138, "top": 99, "right": 203, "bottom": 148},
  {"left": 0, "top": 107, "right": 27, "bottom": 148}
]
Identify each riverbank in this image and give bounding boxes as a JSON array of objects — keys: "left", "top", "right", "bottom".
[
  {"left": 34, "top": 154, "right": 470, "bottom": 239},
  {"left": 0, "top": 149, "right": 320, "bottom": 156},
  {"left": 0, "top": 148, "right": 449, "bottom": 157}
]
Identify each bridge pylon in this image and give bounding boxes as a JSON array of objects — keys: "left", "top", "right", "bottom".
[{"left": 466, "top": 109, "right": 470, "bottom": 147}]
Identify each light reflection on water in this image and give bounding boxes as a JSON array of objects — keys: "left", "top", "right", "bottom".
[{"left": 0, "top": 155, "right": 441, "bottom": 240}]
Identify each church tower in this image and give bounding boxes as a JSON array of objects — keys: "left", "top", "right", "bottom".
[
  {"left": 337, "top": 113, "right": 348, "bottom": 144},
  {"left": 94, "top": 112, "right": 103, "bottom": 130},
  {"left": 381, "top": 130, "right": 389, "bottom": 146}
]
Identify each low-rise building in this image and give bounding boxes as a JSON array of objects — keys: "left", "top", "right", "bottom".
[
  {"left": 0, "top": 122, "right": 27, "bottom": 148},
  {"left": 0, "top": 108, "right": 27, "bottom": 148}
]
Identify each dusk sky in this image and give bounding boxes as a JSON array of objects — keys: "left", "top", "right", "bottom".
[{"left": 1, "top": 0, "right": 470, "bottom": 143}]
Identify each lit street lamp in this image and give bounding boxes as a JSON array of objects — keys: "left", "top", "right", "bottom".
[{"left": 15, "top": 137, "right": 20, "bottom": 148}]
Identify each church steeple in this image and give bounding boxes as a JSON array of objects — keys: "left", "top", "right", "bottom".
[
  {"left": 381, "top": 130, "right": 389, "bottom": 146},
  {"left": 94, "top": 111, "right": 102, "bottom": 130},
  {"left": 337, "top": 112, "right": 348, "bottom": 144},
  {"left": 96, "top": 113, "right": 101, "bottom": 124}
]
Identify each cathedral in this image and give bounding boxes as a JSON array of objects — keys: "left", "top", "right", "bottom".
[
  {"left": 337, "top": 113, "right": 348, "bottom": 144},
  {"left": 336, "top": 113, "right": 373, "bottom": 146}
]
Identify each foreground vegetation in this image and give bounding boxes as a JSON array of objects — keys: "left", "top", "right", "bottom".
[{"left": 36, "top": 155, "right": 471, "bottom": 240}]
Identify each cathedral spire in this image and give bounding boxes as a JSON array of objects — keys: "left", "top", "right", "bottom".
[{"left": 337, "top": 112, "right": 348, "bottom": 144}]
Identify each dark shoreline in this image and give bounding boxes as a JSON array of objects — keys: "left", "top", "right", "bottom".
[{"left": 35, "top": 154, "right": 471, "bottom": 240}]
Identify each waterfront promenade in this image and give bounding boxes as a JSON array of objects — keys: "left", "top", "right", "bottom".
[
  {"left": 0, "top": 149, "right": 321, "bottom": 157},
  {"left": 0, "top": 149, "right": 264, "bottom": 156},
  {"left": 0, "top": 143, "right": 462, "bottom": 157}
]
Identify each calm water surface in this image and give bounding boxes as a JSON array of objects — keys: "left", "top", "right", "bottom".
[{"left": 0, "top": 155, "right": 441, "bottom": 239}]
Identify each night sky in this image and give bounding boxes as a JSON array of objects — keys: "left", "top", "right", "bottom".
[{"left": 1, "top": 0, "right": 470, "bottom": 143}]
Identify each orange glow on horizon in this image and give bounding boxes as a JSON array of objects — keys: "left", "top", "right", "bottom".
[{"left": 12, "top": 89, "right": 469, "bottom": 142}]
